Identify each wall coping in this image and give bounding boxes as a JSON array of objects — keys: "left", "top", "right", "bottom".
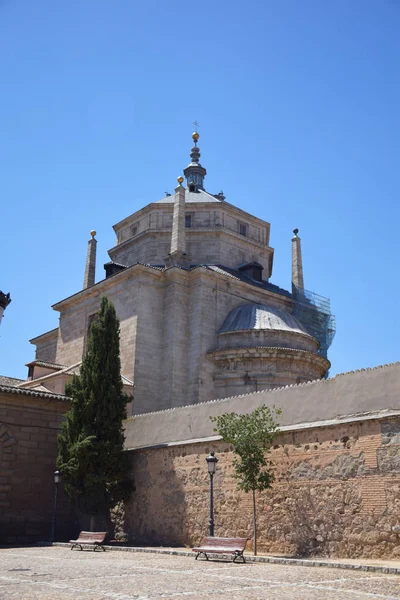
[
  {"left": 124, "top": 362, "right": 400, "bottom": 449},
  {"left": 127, "top": 361, "right": 400, "bottom": 421},
  {"left": 126, "top": 408, "right": 400, "bottom": 451}
]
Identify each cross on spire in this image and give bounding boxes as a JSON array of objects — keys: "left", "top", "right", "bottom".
[{"left": 193, "top": 120, "right": 200, "bottom": 132}]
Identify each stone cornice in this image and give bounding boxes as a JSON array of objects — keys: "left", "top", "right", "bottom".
[
  {"left": 108, "top": 225, "right": 273, "bottom": 262},
  {"left": 127, "top": 408, "right": 400, "bottom": 451},
  {"left": 112, "top": 198, "right": 271, "bottom": 233},
  {"left": 51, "top": 262, "right": 163, "bottom": 311},
  {"left": 53, "top": 258, "right": 292, "bottom": 313},
  {"left": 25, "top": 360, "right": 66, "bottom": 369},
  {"left": 217, "top": 327, "right": 317, "bottom": 345},
  {"left": 29, "top": 328, "right": 59, "bottom": 345},
  {"left": 208, "top": 345, "right": 330, "bottom": 370},
  {"left": 188, "top": 267, "right": 295, "bottom": 307}
]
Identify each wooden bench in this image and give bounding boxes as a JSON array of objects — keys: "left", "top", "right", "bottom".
[
  {"left": 69, "top": 531, "right": 108, "bottom": 551},
  {"left": 192, "top": 537, "right": 248, "bottom": 563}
]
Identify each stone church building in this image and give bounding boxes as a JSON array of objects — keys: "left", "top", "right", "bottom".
[
  {"left": 2, "top": 133, "right": 399, "bottom": 558},
  {"left": 18, "top": 132, "right": 335, "bottom": 415}
]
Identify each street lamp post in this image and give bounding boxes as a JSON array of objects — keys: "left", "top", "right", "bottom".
[
  {"left": 206, "top": 452, "right": 218, "bottom": 537},
  {"left": 50, "top": 470, "right": 61, "bottom": 543}
]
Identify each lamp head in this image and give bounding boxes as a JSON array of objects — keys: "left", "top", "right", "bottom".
[
  {"left": 54, "top": 470, "right": 61, "bottom": 484},
  {"left": 206, "top": 451, "right": 218, "bottom": 474}
]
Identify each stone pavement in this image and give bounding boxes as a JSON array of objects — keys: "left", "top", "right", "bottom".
[{"left": 1, "top": 547, "right": 400, "bottom": 599}]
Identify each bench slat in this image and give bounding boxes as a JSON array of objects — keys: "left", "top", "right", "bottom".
[
  {"left": 69, "top": 531, "right": 108, "bottom": 551},
  {"left": 192, "top": 537, "right": 248, "bottom": 563},
  {"left": 194, "top": 537, "right": 247, "bottom": 550}
]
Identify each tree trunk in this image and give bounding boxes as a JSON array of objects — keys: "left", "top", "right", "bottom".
[{"left": 252, "top": 488, "right": 257, "bottom": 556}]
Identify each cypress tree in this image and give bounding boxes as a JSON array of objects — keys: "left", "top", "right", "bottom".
[{"left": 57, "top": 296, "right": 132, "bottom": 528}]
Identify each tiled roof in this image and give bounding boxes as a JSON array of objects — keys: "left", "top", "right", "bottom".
[
  {"left": 192, "top": 265, "right": 292, "bottom": 298},
  {"left": 25, "top": 360, "right": 67, "bottom": 370},
  {"left": 135, "top": 263, "right": 165, "bottom": 271},
  {"left": 136, "top": 262, "right": 291, "bottom": 298},
  {"left": 0, "top": 384, "right": 70, "bottom": 402},
  {"left": 106, "top": 261, "right": 166, "bottom": 273},
  {"left": 17, "top": 362, "right": 82, "bottom": 388},
  {"left": 28, "top": 383, "right": 56, "bottom": 393},
  {"left": 53, "top": 259, "right": 290, "bottom": 309},
  {"left": 18, "top": 361, "right": 134, "bottom": 390},
  {"left": 155, "top": 189, "right": 223, "bottom": 204},
  {"left": 104, "top": 261, "right": 129, "bottom": 268},
  {"left": 0, "top": 375, "right": 24, "bottom": 386}
]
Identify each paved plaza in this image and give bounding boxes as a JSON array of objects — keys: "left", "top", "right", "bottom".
[{"left": 0, "top": 546, "right": 399, "bottom": 599}]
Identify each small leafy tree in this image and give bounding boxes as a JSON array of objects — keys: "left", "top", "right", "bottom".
[
  {"left": 210, "top": 405, "right": 281, "bottom": 555},
  {"left": 57, "top": 296, "right": 132, "bottom": 529}
]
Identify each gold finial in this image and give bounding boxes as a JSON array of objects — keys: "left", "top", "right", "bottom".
[
  {"left": 192, "top": 131, "right": 199, "bottom": 142},
  {"left": 177, "top": 176, "right": 184, "bottom": 184},
  {"left": 90, "top": 230, "right": 97, "bottom": 238}
]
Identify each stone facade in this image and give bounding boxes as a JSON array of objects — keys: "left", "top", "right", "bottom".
[
  {"left": 23, "top": 256, "right": 329, "bottom": 414},
  {"left": 2, "top": 134, "right": 398, "bottom": 556},
  {"left": 109, "top": 194, "right": 273, "bottom": 276},
  {"left": 2, "top": 362, "right": 400, "bottom": 554},
  {"left": 115, "top": 362, "right": 400, "bottom": 558},
  {"left": 17, "top": 133, "right": 333, "bottom": 414},
  {"left": 120, "top": 413, "right": 400, "bottom": 558},
  {"left": 0, "top": 386, "right": 73, "bottom": 544}
]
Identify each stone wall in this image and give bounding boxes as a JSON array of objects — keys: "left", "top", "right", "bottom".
[
  {"left": 110, "top": 200, "right": 272, "bottom": 274},
  {"left": 120, "top": 412, "right": 400, "bottom": 558},
  {"left": 36, "top": 258, "right": 301, "bottom": 414},
  {"left": 31, "top": 328, "right": 58, "bottom": 364},
  {"left": 0, "top": 387, "right": 74, "bottom": 544},
  {"left": 124, "top": 362, "right": 400, "bottom": 448}
]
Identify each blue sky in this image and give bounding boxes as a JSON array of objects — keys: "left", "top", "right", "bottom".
[{"left": 1, "top": 0, "right": 399, "bottom": 379}]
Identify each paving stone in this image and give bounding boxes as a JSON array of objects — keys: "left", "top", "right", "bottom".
[{"left": 0, "top": 546, "right": 399, "bottom": 599}]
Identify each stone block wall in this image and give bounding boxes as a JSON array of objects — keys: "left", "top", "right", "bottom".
[
  {"left": 112, "top": 232, "right": 171, "bottom": 267},
  {"left": 32, "top": 328, "right": 58, "bottom": 364},
  {"left": 120, "top": 414, "right": 400, "bottom": 558},
  {"left": 0, "top": 388, "right": 74, "bottom": 544},
  {"left": 110, "top": 201, "right": 272, "bottom": 273},
  {"left": 31, "top": 255, "right": 302, "bottom": 414}
]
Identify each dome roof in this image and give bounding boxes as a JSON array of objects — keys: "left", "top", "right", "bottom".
[{"left": 219, "top": 303, "right": 310, "bottom": 336}]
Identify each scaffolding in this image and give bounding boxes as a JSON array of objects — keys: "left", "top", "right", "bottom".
[{"left": 293, "top": 289, "right": 336, "bottom": 359}]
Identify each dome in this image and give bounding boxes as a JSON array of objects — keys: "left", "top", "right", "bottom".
[
  {"left": 219, "top": 303, "right": 310, "bottom": 336},
  {"left": 210, "top": 303, "right": 330, "bottom": 396}
]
